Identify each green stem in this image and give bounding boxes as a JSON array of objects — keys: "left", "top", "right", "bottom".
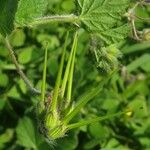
[
  {"left": 63, "top": 79, "right": 108, "bottom": 124},
  {"left": 51, "top": 32, "right": 69, "bottom": 112},
  {"left": 28, "top": 14, "right": 79, "bottom": 26},
  {"left": 61, "top": 32, "right": 78, "bottom": 99},
  {"left": 41, "top": 43, "right": 48, "bottom": 102},
  {"left": 67, "top": 112, "right": 125, "bottom": 129},
  {"left": 66, "top": 32, "right": 78, "bottom": 105}
]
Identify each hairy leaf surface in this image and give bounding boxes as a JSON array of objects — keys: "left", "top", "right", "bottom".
[
  {"left": 15, "top": 0, "right": 48, "bottom": 26},
  {"left": 79, "top": 0, "right": 130, "bottom": 44},
  {"left": 0, "top": 0, "right": 18, "bottom": 36},
  {"left": 95, "top": 24, "right": 130, "bottom": 45}
]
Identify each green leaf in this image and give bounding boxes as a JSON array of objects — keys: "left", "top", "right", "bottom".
[
  {"left": 122, "top": 42, "right": 150, "bottom": 54},
  {"left": 77, "top": 0, "right": 84, "bottom": 8},
  {"left": 7, "top": 86, "right": 21, "bottom": 100},
  {"left": 127, "top": 54, "right": 150, "bottom": 72},
  {"left": 83, "top": 139, "right": 100, "bottom": 149},
  {"left": 89, "top": 122, "right": 109, "bottom": 139},
  {"left": 95, "top": 24, "right": 130, "bottom": 45},
  {"left": 79, "top": 0, "right": 130, "bottom": 45},
  {"left": 15, "top": 0, "right": 48, "bottom": 26},
  {"left": 63, "top": 79, "right": 108, "bottom": 124},
  {"left": 56, "top": 130, "right": 79, "bottom": 150},
  {"left": 18, "top": 79, "right": 27, "bottom": 94},
  {"left": 9, "top": 29, "right": 26, "bottom": 47},
  {"left": 16, "top": 117, "right": 38, "bottom": 149},
  {"left": 0, "top": 73, "right": 9, "bottom": 87},
  {"left": 0, "top": 0, "right": 18, "bottom": 36},
  {"left": 128, "top": 96, "right": 148, "bottom": 118},
  {"left": 80, "top": 0, "right": 129, "bottom": 31},
  {"left": 0, "top": 98, "right": 5, "bottom": 111},
  {"left": 0, "top": 129, "right": 14, "bottom": 149},
  {"left": 48, "top": 57, "right": 58, "bottom": 77},
  {"left": 18, "top": 47, "right": 34, "bottom": 64}
]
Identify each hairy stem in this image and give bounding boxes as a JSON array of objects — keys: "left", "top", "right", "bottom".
[
  {"left": 5, "top": 37, "right": 41, "bottom": 95},
  {"left": 28, "top": 14, "right": 80, "bottom": 27}
]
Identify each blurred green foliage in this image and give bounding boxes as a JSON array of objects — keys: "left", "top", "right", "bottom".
[{"left": 0, "top": 0, "right": 150, "bottom": 150}]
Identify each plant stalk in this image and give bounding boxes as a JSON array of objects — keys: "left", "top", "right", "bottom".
[
  {"left": 5, "top": 36, "right": 41, "bottom": 95},
  {"left": 28, "top": 14, "right": 79, "bottom": 26},
  {"left": 66, "top": 32, "right": 78, "bottom": 105},
  {"left": 50, "top": 32, "right": 69, "bottom": 112},
  {"left": 41, "top": 43, "right": 48, "bottom": 103},
  {"left": 61, "top": 32, "right": 78, "bottom": 99},
  {"left": 67, "top": 112, "right": 125, "bottom": 129},
  {"left": 63, "top": 79, "right": 108, "bottom": 124}
]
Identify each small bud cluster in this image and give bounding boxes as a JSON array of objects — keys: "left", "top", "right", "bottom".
[{"left": 92, "top": 44, "right": 122, "bottom": 73}]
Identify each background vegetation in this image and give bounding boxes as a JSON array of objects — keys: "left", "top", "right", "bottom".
[{"left": 0, "top": 0, "right": 150, "bottom": 150}]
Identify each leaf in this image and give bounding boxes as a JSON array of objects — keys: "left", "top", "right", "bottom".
[
  {"left": 16, "top": 117, "right": 38, "bottom": 149},
  {"left": 13, "top": 117, "right": 49, "bottom": 150},
  {"left": 77, "top": 0, "right": 84, "bottom": 8},
  {"left": 9, "top": 29, "right": 26, "bottom": 47},
  {"left": 0, "top": 0, "right": 18, "bottom": 36},
  {"left": 15, "top": 0, "right": 48, "bottom": 26},
  {"left": 0, "top": 98, "right": 5, "bottom": 111},
  {"left": 0, "top": 129, "right": 14, "bottom": 149},
  {"left": 18, "top": 79, "right": 27, "bottom": 94},
  {"left": 123, "top": 80, "right": 149, "bottom": 99},
  {"left": 18, "top": 47, "right": 34, "bottom": 64},
  {"left": 122, "top": 42, "right": 150, "bottom": 54},
  {"left": 83, "top": 139, "right": 100, "bottom": 149},
  {"left": 127, "top": 54, "right": 150, "bottom": 72},
  {"left": 63, "top": 79, "right": 108, "bottom": 124},
  {"left": 7, "top": 86, "right": 21, "bottom": 100},
  {"left": 48, "top": 57, "right": 58, "bottom": 76},
  {"left": 95, "top": 24, "right": 130, "bottom": 45},
  {"left": 80, "top": 0, "right": 129, "bottom": 31},
  {"left": 128, "top": 96, "right": 148, "bottom": 118},
  {"left": 56, "top": 130, "right": 79, "bottom": 150},
  {"left": 79, "top": 0, "right": 130, "bottom": 45},
  {"left": 0, "top": 73, "right": 9, "bottom": 87},
  {"left": 89, "top": 122, "right": 109, "bottom": 139}
]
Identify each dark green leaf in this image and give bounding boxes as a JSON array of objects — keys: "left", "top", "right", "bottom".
[{"left": 0, "top": 0, "right": 18, "bottom": 36}]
